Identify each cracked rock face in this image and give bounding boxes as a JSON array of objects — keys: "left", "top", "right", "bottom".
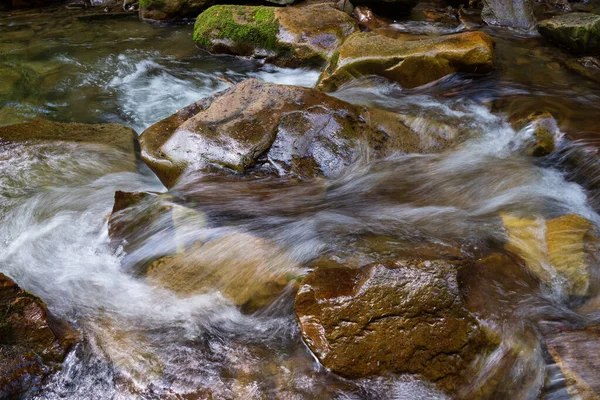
[{"left": 294, "top": 260, "right": 493, "bottom": 392}]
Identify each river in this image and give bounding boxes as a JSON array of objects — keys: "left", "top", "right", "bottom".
[{"left": 1, "top": 4, "right": 600, "bottom": 399}]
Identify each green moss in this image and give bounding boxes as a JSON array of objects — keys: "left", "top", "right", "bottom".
[{"left": 193, "top": 5, "right": 282, "bottom": 52}]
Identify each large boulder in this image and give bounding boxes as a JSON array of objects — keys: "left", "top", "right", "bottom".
[
  {"left": 146, "top": 233, "right": 301, "bottom": 312},
  {"left": 316, "top": 31, "right": 495, "bottom": 92},
  {"left": 0, "top": 118, "right": 140, "bottom": 168},
  {"left": 502, "top": 213, "right": 598, "bottom": 297},
  {"left": 294, "top": 260, "right": 494, "bottom": 392},
  {"left": 139, "top": 78, "right": 463, "bottom": 188},
  {"left": 481, "top": 0, "right": 536, "bottom": 30},
  {"left": 538, "top": 13, "right": 600, "bottom": 54},
  {"left": 0, "top": 273, "right": 77, "bottom": 399},
  {"left": 192, "top": 4, "right": 358, "bottom": 68},
  {"left": 140, "top": 0, "right": 212, "bottom": 21}
]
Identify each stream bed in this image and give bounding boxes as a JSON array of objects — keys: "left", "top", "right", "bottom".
[{"left": 1, "top": 4, "right": 600, "bottom": 399}]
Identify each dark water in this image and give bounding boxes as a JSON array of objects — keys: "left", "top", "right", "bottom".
[{"left": 1, "top": 5, "right": 600, "bottom": 399}]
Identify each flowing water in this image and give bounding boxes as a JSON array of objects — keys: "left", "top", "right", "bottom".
[{"left": 1, "top": 5, "right": 600, "bottom": 400}]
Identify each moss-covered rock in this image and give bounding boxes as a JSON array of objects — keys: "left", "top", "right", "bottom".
[
  {"left": 316, "top": 31, "right": 495, "bottom": 92},
  {"left": 0, "top": 119, "right": 140, "bottom": 169},
  {"left": 139, "top": 78, "right": 466, "bottom": 188},
  {"left": 294, "top": 260, "right": 495, "bottom": 392},
  {"left": 193, "top": 4, "right": 358, "bottom": 67},
  {"left": 140, "top": 0, "right": 214, "bottom": 21},
  {"left": 538, "top": 12, "right": 600, "bottom": 54},
  {"left": 0, "top": 273, "right": 78, "bottom": 399}
]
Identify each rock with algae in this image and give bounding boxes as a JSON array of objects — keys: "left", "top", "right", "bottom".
[{"left": 193, "top": 4, "right": 357, "bottom": 68}]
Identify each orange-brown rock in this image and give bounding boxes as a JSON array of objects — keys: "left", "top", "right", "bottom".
[
  {"left": 0, "top": 273, "right": 77, "bottom": 399},
  {"left": 294, "top": 260, "right": 494, "bottom": 392},
  {"left": 317, "top": 31, "right": 495, "bottom": 92}
]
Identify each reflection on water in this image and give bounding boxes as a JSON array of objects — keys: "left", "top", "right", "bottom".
[{"left": 1, "top": 5, "right": 600, "bottom": 400}]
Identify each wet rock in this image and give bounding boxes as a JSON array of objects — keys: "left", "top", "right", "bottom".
[
  {"left": 0, "top": 118, "right": 140, "bottom": 167},
  {"left": 0, "top": 273, "right": 78, "bottom": 399},
  {"left": 88, "top": 318, "right": 163, "bottom": 386},
  {"left": 350, "top": 0, "right": 418, "bottom": 16},
  {"left": 146, "top": 233, "right": 301, "bottom": 312},
  {"left": 481, "top": 0, "right": 536, "bottom": 30},
  {"left": 510, "top": 112, "right": 559, "bottom": 157},
  {"left": 538, "top": 12, "right": 600, "bottom": 54},
  {"left": 502, "top": 213, "right": 598, "bottom": 296},
  {"left": 139, "top": 0, "right": 212, "bottom": 21},
  {"left": 544, "top": 324, "right": 600, "bottom": 399},
  {"left": 140, "top": 78, "right": 462, "bottom": 188},
  {"left": 294, "top": 260, "right": 494, "bottom": 392},
  {"left": 458, "top": 254, "right": 545, "bottom": 399},
  {"left": 108, "top": 191, "right": 170, "bottom": 254},
  {"left": 316, "top": 31, "right": 495, "bottom": 92},
  {"left": 565, "top": 56, "right": 600, "bottom": 83},
  {"left": 192, "top": 4, "right": 357, "bottom": 68},
  {"left": 352, "top": 6, "right": 387, "bottom": 30}
]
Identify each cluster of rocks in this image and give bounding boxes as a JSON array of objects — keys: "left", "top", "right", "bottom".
[{"left": 2, "top": 0, "right": 600, "bottom": 397}]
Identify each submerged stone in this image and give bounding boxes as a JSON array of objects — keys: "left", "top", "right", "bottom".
[
  {"left": 294, "top": 260, "right": 494, "bottom": 392},
  {"left": 502, "top": 213, "right": 598, "bottom": 297},
  {"left": 146, "top": 233, "right": 301, "bottom": 312},
  {"left": 0, "top": 273, "right": 78, "bottom": 399},
  {"left": 139, "top": 78, "right": 462, "bottom": 188},
  {"left": 192, "top": 4, "right": 357, "bottom": 68},
  {"left": 0, "top": 118, "right": 140, "bottom": 168},
  {"left": 316, "top": 31, "right": 495, "bottom": 92},
  {"left": 565, "top": 56, "right": 600, "bottom": 84},
  {"left": 538, "top": 12, "right": 600, "bottom": 54}
]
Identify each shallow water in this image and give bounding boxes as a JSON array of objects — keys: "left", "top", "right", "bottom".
[{"left": 1, "top": 5, "right": 600, "bottom": 399}]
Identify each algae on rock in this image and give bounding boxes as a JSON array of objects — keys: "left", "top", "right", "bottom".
[{"left": 193, "top": 4, "right": 358, "bottom": 67}]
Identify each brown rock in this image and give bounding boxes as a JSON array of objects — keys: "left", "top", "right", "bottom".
[
  {"left": 317, "top": 31, "right": 495, "bottom": 92},
  {"left": 0, "top": 273, "right": 77, "bottom": 399},
  {"left": 294, "top": 260, "right": 494, "bottom": 392},
  {"left": 510, "top": 111, "right": 559, "bottom": 157},
  {"left": 545, "top": 325, "right": 600, "bottom": 399},
  {"left": 140, "top": 79, "right": 464, "bottom": 188}
]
